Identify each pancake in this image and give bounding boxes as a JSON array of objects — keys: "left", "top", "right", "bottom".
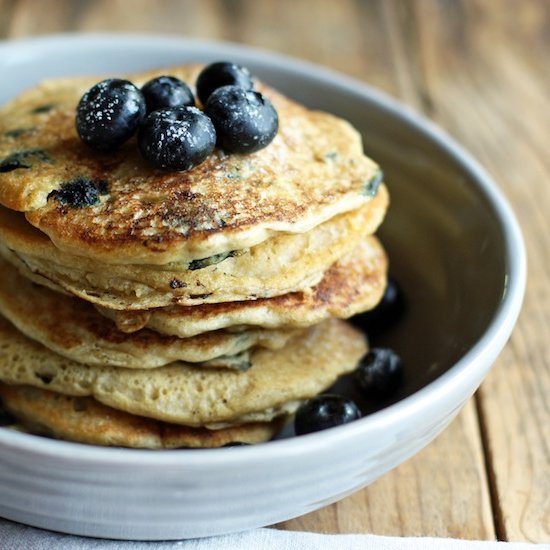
[
  {"left": 0, "top": 186, "right": 388, "bottom": 309},
  {"left": 0, "top": 315, "right": 366, "bottom": 428},
  {"left": 100, "top": 236, "right": 388, "bottom": 337},
  {"left": 0, "top": 257, "right": 299, "bottom": 368},
  {"left": 0, "top": 65, "right": 382, "bottom": 265},
  {"left": 0, "top": 385, "right": 283, "bottom": 448}
]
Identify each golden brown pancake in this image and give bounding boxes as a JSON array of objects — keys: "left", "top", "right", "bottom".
[
  {"left": 0, "top": 186, "right": 388, "bottom": 309},
  {"left": 0, "top": 385, "right": 284, "bottom": 448},
  {"left": 0, "top": 315, "right": 366, "bottom": 428},
  {"left": 100, "top": 236, "right": 388, "bottom": 337},
  {"left": 0, "top": 257, "right": 300, "bottom": 368},
  {"left": 0, "top": 65, "right": 382, "bottom": 265}
]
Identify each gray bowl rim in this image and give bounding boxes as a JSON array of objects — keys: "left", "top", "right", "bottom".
[{"left": 0, "top": 32, "right": 527, "bottom": 466}]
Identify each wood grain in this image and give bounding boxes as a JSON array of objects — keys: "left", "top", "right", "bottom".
[
  {"left": 6, "top": 0, "right": 74, "bottom": 37},
  {"left": 0, "top": 0, "right": 548, "bottom": 542},
  {"left": 408, "top": 0, "right": 550, "bottom": 542}
]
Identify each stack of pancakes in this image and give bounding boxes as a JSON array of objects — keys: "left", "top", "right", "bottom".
[{"left": 0, "top": 66, "right": 389, "bottom": 448}]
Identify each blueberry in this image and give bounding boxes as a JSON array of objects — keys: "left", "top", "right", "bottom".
[
  {"left": 355, "top": 348, "right": 403, "bottom": 400},
  {"left": 76, "top": 78, "right": 146, "bottom": 151},
  {"left": 196, "top": 61, "right": 253, "bottom": 105},
  {"left": 138, "top": 107, "right": 216, "bottom": 171},
  {"left": 294, "top": 394, "right": 361, "bottom": 435},
  {"left": 0, "top": 149, "right": 51, "bottom": 173},
  {"left": 141, "top": 76, "right": 195, "bottom": 113},
  {"left": 32, "top": 104, "right": 56, "bottom": 114},
  {"left": 205, "top": 86, "right": 278, "bottom": 154},
  {"left": 47, "top": 177, "right": 108, "bottom": 208},
  {"left": 352, "top": 277, "right": 406, "bottom": 335}
]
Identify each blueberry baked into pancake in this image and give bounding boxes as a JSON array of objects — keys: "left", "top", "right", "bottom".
[{"left": 0, "top": 62, "right": 391, "bottom": 447}]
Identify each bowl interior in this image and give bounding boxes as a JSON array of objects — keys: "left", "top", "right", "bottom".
[
  {"left": 0, "top": 35, "right": 508, "bottom": 427},
  {"left": 366, "top": 121, "right": 506, "bottom": 401}
]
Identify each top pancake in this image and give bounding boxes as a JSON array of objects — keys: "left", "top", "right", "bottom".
[{"left": 0, "top": 65, "right": 382, "bottom": 265}]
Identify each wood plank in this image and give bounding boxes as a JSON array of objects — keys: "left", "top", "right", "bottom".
[
  {"left": 412, "top": 0, "right": 550, "bottom": 542},
  {"left": 276, "top": 399, "right": 496, "bottom": 538},
  {"left": 0, "top": 0, "right": 16, "bottom": 39},
  {"left": 221, "top": 0, "right": 401, "bottom": 96},
  {"left": 73, "top": 0, "right": 225, "bottom": 39},
  {"left": 5, "top": 0, "right": 75, "bottom": 37}
]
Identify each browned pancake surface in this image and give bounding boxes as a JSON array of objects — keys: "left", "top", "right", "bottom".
[
  {"left": 0, "top": 315, "right": 366, "bottom": 427},
  {"left": 0, "top": 256, "right": 298, "bottom": 368},
  {"left": 0, "top": 186, "right": 388, "bottom": 309},
  {"left": 0, "top": 384, "right": 283, "bottom": 448},
  {"left": 0, "top": 66, "right": 381, "bottom": 264},
  {"left": 103, "top": 236, "right": 388, "bottom": 337}
]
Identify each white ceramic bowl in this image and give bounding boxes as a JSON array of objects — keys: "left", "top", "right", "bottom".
[{"left": 0, "top": 34, "right": 526, "bottom": 540}]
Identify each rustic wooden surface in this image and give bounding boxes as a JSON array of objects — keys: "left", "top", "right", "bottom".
[{"left": 0, "top": 0, "right": 548, "bottom": 543}]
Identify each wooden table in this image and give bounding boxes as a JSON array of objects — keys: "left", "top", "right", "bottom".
[{"left": 1, "top": 0, "right": 548, "bottom": 543}]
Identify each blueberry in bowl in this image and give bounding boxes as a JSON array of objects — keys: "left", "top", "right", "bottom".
[{"left": 294, "top": 394, "right": 362, "bottom": 436}]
